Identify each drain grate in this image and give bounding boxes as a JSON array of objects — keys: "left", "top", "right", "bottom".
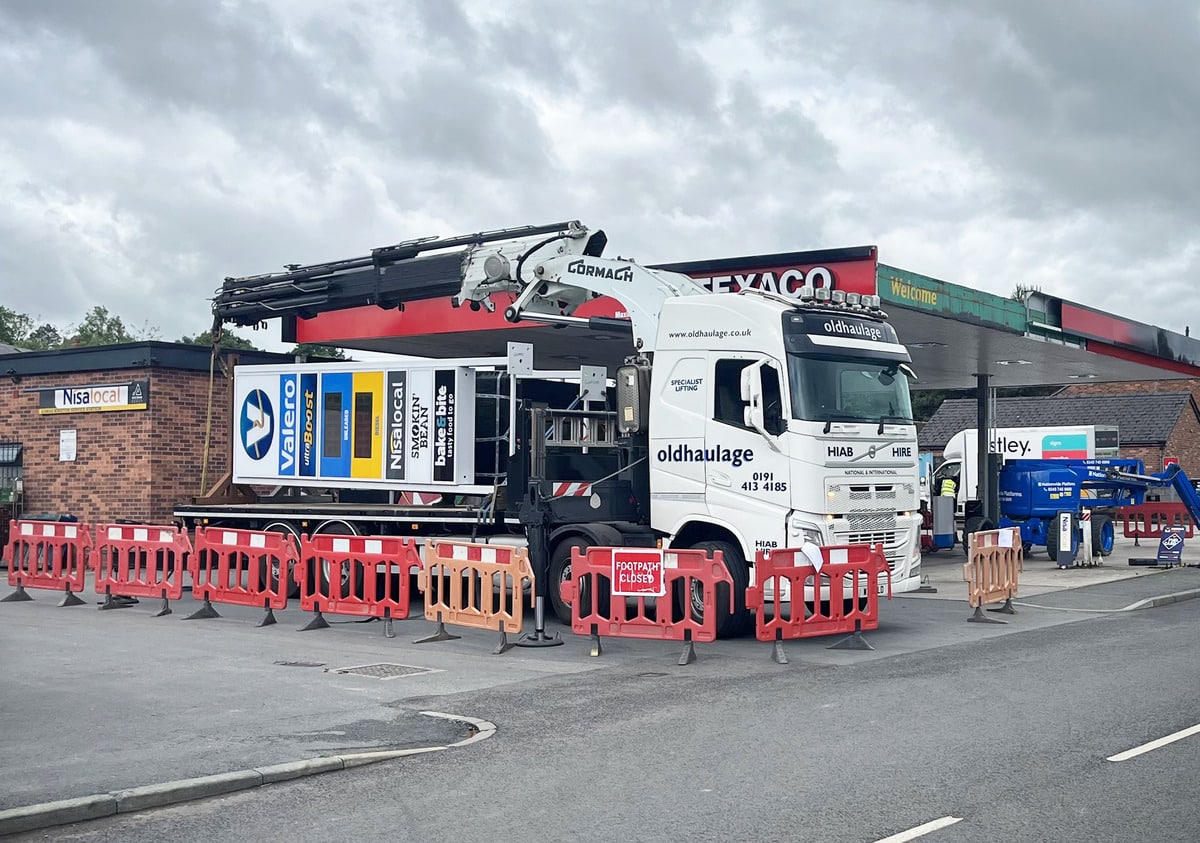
[{"left": 333, "top": 663, "right": 437, "bottom": 680}]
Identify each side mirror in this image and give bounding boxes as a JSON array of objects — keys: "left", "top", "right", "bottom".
[{"left": 740, "top": 360, "right": 782, "bottom": 451}]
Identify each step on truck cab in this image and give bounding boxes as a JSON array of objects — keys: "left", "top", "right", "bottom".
[{"left": 180, "top": 220, "right": 923, "bottom": 637}]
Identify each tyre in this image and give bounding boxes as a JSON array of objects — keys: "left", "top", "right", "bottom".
[
  {"left": 1091, "top": 513, "right": 1115, "bottom": 556},
  {"left": 548, "top": 538, "right": 609, "bottom": 625},
  {"left": 259, "top": 521, "right": 302, "bottom": 598},
  {"left": 1046, "top": 513, "right": 1078, "bottom": 563},
  {"left": 676, "top": 539, "right": 753, "bottom": 639},
  {"left": 311, "top": 520, "right": 362, "bottom": 599},
  {"left": 962, "top": 516, "right": 994, "bottom": 554}
]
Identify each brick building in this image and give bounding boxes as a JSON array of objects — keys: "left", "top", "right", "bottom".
[
  {"left": 0, "top": 342, "right": 290, "bottom": 527},
  {"left": 920, "top": 390, "right": 1200, "bottom": 476}
]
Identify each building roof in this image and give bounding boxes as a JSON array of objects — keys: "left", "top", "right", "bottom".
[
  {"left": 919, "top": 393, "right": 1197, "bottom": 450},
  {"left": 0, "top": 342, "right": 25, "bottom": 355},
  {"left": 0, "top": 341, "right": 293, "bottom": 379}
]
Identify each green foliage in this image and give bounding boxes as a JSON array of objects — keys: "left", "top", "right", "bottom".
[
  {"left": 0, "top": 306, "right": 34, "bottom": 346},
  {"left": 288, "top": 343, "right": 347, "bottom": 360},
  {"left": 68, "top": 306, "right": 134, "bottom": 346},
  {"left": 180, "top": 328, "right": 260, "bottom": 351}
]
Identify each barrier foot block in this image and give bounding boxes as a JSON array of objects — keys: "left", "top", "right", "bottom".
[
  {"left": 516, "top": 629, "right": 565, "bottom": 648},
  {"left": 828, "top": 630, "right": 875, "bottom": 651},
  {"left": 184, "top": 599, "right": 221, "bottom": 620},
  {"left": 968, "top": 605, "right": 1007, "bottom": 624},
  {"left": 770, "top": 639, "right": 788, "bottom": 665},
  {"left": 383, "top": 618, "right": 395, "bottom": 639},
  {"left": 299, "top": 611, "right": 330, "bottom": 632},
  {"left": 988, "top": 598, "right": 1017, "bottom": 615},
  {"left": 59, "top": 589, "right": 86, "bottom": 607},
  {"left": 98, "top": 592, "right": 135, "bottom": 611},
  {"left": 678, "top": 639, "right": 697, "bottom": 666},
  {"left": 589, "top": 629, "right": 603, "bottom": 658},
  {"left": 258, "top": 608, "right": 278, "bottom": 627},
  {"left": 2, "top": 585, "right": 33, "bottom": 602},
  {"left": 414, "top": 621, "right": 460, "bottom": 644},
  {"left": 152, "top": 597, "right": 172, "bottom": 618},
  {"left": 494, "top": 630, "right": 514, "bottom": 655}
]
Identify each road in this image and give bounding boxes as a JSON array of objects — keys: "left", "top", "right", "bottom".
[{"left": 10, "top": 594, "right": 1199, "bottom": 843}]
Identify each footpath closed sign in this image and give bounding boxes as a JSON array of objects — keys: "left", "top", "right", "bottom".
[{"left": 611, "top": 549, "right": 666, "bottom": 597}]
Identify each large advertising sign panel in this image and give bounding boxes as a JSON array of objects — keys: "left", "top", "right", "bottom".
[{"left": 233, "top": 363, "right": 475, "bottom": 489}]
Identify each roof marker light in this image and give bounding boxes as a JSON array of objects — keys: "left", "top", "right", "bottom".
[{"left": 831, "top": 290, "right": 846, "bottom": 304}]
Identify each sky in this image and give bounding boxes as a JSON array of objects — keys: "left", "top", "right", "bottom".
[{"left": 1, "top": 0, "right": 1198, "bottom": 351}]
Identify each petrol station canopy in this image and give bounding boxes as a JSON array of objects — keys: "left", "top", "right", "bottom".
[{"left": 274, "top": 240, "right": 1200, "bottom": 390}]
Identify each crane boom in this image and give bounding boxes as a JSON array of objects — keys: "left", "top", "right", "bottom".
[{"left": 211, "top": 220, "right": 712, "bottom": 352}]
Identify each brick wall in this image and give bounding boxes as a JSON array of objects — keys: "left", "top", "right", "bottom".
[
  {"left": 1060, "top": 379, "right": 1200, "bottom": 475},
  {"left": 1, "top": 368, "right": 231, "bottom": 524}
]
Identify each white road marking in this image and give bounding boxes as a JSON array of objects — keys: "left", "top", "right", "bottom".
[
  {"left": 1107, "top": 723, "right": 1200, "bottom": 762},
  {"left": 874, "top": 816, "right": 964, "bottom": 842}
]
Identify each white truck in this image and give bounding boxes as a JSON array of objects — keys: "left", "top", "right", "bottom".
[
  {"left": 177, "top": 221, "right": 922, "bottom": 636},
  {"left": 932, "top": 424, "right": 1119, "bottom": 528}
]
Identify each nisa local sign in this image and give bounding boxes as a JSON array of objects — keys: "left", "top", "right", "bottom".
[{"left": 38, "top": 380, "right": 150, "bottom": 415}]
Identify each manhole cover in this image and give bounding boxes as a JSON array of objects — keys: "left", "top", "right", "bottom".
[
  {"left": 274, "top": 660, "right": 326, "bottom": 668},
  {"left": 333, "top": 663, "right": 437, "bottom": 680}
]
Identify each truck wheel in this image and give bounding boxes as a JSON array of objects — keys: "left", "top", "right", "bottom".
[
  {"left": 962, "top": 516, "right": 993, "bottom": 555},
  {"left": 548, "top": 539, "right": 609, "bottom": 626},
  {"left": 1091, "top": 513, "right": 1115, "bottom": 556},
  {"left": 677, "top": 539, "right": 753, "bottom": 638},
  {"left": 311, "top": 521, "right": 362, "bottom": 599},
  {"left": 259, "top": 521, "right": 302, "bottom": 599}
]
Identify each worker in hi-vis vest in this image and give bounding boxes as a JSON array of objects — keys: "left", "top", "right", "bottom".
[{"left": 939, "top": 475, "right": 957, "bottom": 498}]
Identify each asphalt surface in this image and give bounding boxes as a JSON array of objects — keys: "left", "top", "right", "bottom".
[
  {"left": 7, "top": 594, "right": 1199, "bottom": 843},
  {"left": 2, "top": 538, "right": 1199, "bottom": 838}
]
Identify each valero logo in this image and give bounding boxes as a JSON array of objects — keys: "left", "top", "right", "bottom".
[{"left": 240, "top": 388, "right": 275, "bottom": 460}]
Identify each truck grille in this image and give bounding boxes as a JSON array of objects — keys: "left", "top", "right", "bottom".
[
  {"left": 838, "top": 529, "right": 904, "bottom": 570},
  {"left": 825, "top": 482, "right": 916, "bottom": 513}
]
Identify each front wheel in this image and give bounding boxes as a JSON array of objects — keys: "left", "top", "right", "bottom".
[
  {"left": 1092, "top": 513, "right": 1115, "bottom": 556},
  {"left": 548, "top": 539, "right": 609, "bottom": 625},
  {"left": 676, "top": 539, "right": 753, "bottom": 638},
  {"left": 962, "top": 516, "right": 994, "bottom": 554}
]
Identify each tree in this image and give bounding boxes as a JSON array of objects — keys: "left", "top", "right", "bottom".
[
  {"left": 288, "top": 343, "right": 347, "bottom": 360},
  {"left": 26, "top": 323, "right": 63, "bottom": 350},
  {"left": 67, "top": 306, "right": 133, "bottom": 346},
  {"left": 0, "top": 306, "right": 34, "bottom": 346},
  {"left": 180, "top": 328, "right": 260, "bottom": 351}
]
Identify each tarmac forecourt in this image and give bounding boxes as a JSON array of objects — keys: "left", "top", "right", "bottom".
[{"left": 2, "top": 533, "right": 1198, "bottom": 836}]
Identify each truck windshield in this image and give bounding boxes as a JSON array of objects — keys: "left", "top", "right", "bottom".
[{"left": 787, "top": 354, "right": 914, "bottom": 423}]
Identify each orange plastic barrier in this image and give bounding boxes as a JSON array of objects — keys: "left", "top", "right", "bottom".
[
  {"left": 416, "top": 539, "right": 533, "bottom": 654},
  {"left": 745, "top": 543, "right": 891, "bottom": 663},
  {"left": 962, "top": 527, "right": 1023, "bottom": 623},
  {"left": 296, "top": 533, "right": 422, "bottom": 637},
  {"left": 560, "top": 546, "right": 732, "bottom": 664},
  {"left": 93, "top": 523, "right": 192, "bottom": 615},
  {"left": 1121, "top": 503, "right": 1194, "bottom": 540},
  {"left": 187, "top": 526, "right": 297, "bottom": 626},
  {"left": 2, "top": 519, "right": 92, "bottom": 606}
]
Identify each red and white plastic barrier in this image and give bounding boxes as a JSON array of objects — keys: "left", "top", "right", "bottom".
[
  {"left": 2, "top": 520, "right": 92, "bottom": 606},
  {"left": 745, "top": 543, "right": 891, "bottom": 663},
  {"left": 296, "top": 533, "right": 422, "bottom": 637},
  {"left": 187, "top": 527, "right": 297, "bottom": 625},
  {"left": 93, "top": 523, "right": 192, "bottom": 614},
  {"left": 560, "top": 546, "right": 732, "bottom": 664}
]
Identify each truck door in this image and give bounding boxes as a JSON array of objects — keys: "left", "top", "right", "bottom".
[{"left": 704, "top": 354, "right": 791, "bottom": 555}]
